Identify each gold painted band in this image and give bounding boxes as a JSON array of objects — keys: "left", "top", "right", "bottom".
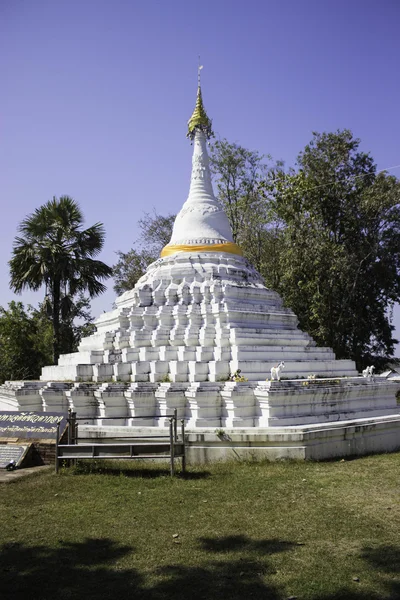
[{"left": 160, "top": 242, "right": 243, "bottom": 258}]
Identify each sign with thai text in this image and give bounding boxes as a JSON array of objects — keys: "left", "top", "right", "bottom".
[
  {"left": 0, "top": 444, "right": 30, "bottom": 468},
  {"left": 0, "top": 411, "right": 67, "bottom": 440}
]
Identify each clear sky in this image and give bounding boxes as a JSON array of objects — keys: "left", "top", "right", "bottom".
[{"left": 1, "top": 0, "right": 400, "bottom": 353}]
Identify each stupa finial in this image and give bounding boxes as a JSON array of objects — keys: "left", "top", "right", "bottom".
[
  {"left": 187, "top": 62, "right": 213, "bottom": 140},
  {"left": 160, "top": 71, "right": 243, "bottom": 259}
]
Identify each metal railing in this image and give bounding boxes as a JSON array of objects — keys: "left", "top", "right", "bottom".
[{"left": 55, "top": 409, "right": 186, "bottom": 476}]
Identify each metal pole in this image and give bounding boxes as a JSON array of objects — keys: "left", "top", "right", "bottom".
[
  {"left": 174, "top": 408, "right": 177, "bottom": 441},
  {"left": 67, "top": 409, "right": 72, "bottom": 445},
  {"left": 55, "top": 422, "right": 60, "bottom": 474},
  {"left": 169, "top": 418, "right": 175, "bottom": 477},
  {"left": 72, "top": 412, "right": 77, "bottom": 444},
  {"left": 73, "top": 423, "right": 79, "bottom": 467},
  {"left": 181, "top": 419, "right": 186, "bottom": 473}
]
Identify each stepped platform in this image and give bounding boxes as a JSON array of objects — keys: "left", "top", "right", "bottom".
[
  {"left": 35, "top": 252, "right": 360, "bottom": 387},
  {"left": 75, "top": 414, "right": 400, "bottom": 462}
]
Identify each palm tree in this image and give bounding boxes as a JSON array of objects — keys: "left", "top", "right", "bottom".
[{"left": 9, "top": 196, "right": 113, "bottom": 363}]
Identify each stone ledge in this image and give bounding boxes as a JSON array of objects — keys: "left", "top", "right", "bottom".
[{"left": 77, "top": 414, "right": 400, "bottom": 462}]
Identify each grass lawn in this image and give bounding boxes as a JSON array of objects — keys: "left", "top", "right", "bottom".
[{"left": 1, "top": 453, "right": 400, "bottom": 600}]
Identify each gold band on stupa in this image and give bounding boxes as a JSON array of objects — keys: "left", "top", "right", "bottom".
[{"left": 161, "top": 242, "right": 243, "bottom": 258}]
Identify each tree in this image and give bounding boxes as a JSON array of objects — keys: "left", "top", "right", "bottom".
[
  {"left": 9, "top": 196, "right": 112, "bottom": 363},
  {"left": 209, "top": 139, "right": 288, "bottom": 284},
  {"left": 210, "top": 140, "right": 269, "bottom": 242},
  {"left": 0, "top": 302, "right": 51, "bottom": 383},
  {"left": 112, "top": 211, "right": 175, "bottom": 294},
  {"left": 269, "top": 130, "right": 400, "bottom": 368},
  {"left": 113, "top": 248, "right": 155, "bottom": 296},
  {"left": 0, "top": 296, "right": 96, "bottom": 384},
  {"left": 56, "top": 293, "right": 96, "bottom": 356}
]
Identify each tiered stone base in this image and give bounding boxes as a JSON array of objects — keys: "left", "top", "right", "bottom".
[
  {"left": 0, "top": 378, "right": 398, "bottom": 427},
  {"left": 38, "top": 253, "right": 359, "bottom": 383}
]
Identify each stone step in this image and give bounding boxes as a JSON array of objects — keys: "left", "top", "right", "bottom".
[
  {"left": 228, "top": 359, "right": 358, "bottom": 380},
  {"left": 218, "top": 301, "right": 294, "bottom": 314},
  {"left": 222, "top": 309, "right": 299, "bottom": 327},
  {"left": 264, "top": 407, "right": 400, "bottom": 427},
  {"left": 41, "top": 364, "right": 94, "bottom": 381},
  {"left": 229, "top": 327, "right": 313, "bottom": 342},
  {"left": 58, "top": 351, "right": 105, "bottom": 366},
  {"left": 114, "top": 345, "right": 336, "bottom": 363},
  {"left": 231, "top": 347, "right": 335, "bottom": 360}
]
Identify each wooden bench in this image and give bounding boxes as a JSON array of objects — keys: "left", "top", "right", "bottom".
[{"left": 55, "top": 411, "right": 186, "bottom": 476}]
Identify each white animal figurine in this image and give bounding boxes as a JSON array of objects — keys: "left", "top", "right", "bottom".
[
  {"left": 271, "top": 361, "right": 285, "bottom": 381},
  {"left": 362, "top": 365, "right": 375, "bottom": 379}
]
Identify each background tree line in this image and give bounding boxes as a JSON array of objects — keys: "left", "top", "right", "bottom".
[{"left": 113, "top": 130, "right": 400, "bottom": 371}]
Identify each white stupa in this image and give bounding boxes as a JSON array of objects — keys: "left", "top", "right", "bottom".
[
  {"left": 161, "top": 84, "right": 242, "bottom": 256},
  {"left": 39, "top": 81, "right": 358, "bottom": 383},
  {"left": 1, "top": 78, "right": 399, "bottom": 460}
]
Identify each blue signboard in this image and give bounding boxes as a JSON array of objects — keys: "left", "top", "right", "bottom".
[{"left": 0, "top": 411, "right": 67, "bottom": 440}]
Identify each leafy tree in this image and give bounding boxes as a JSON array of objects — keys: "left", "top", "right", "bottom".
[
  {"left": 209, "top": 139, "right": 289, "bottom": 285},
  {"left": 53, "top": 293, "right": 96, "bottom": 356},
  {"left": 209, "top": 140, "right": 275, "bottom": 270},
  {"left": 0, "top": 295, "right": 96, "bottom": 384},
  {"left": 269, "top": 130, "right": 400, "bottom": 368},
  {"left": 113, "top": 211, "right": 175, "bottom": 294},
  {"left": 0, "top": 302, "right": 51, "bottom": 383},
  {"left": 139, "top": 210, "right": 176, "bottom": 252},
  {"left": 113, "top": 248, "right": 155, "bottom": 296},
  {"left": 9, "top": 196, "right": 112, "bottom": 363}
]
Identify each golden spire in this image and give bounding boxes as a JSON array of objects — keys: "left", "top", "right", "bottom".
[{"left": 187, "top": 63, "right": 213, "bottom": 140}]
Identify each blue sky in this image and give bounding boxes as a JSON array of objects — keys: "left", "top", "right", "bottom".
[{"left": 1, "top": 0, "right": 400, "bottom": 352}]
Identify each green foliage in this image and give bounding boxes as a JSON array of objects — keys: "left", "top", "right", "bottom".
[
  {"left": 9, "top": 196, "right": 112, "bottom": 362},
  {"left": 160, "top": 373, "right": 171, "bottom": 383},
  {"left": 209, "top": 140, "right": 277, "bottom": 274},
  {"left": 113, "top": 248, "right": 157, "bottom": 296},
  {"left": 0, "top": 296, "right": 95, "bottom": 383},
  {"left": 229, "top": 369, "right": 248, "bottom": 382},
  {"left": 112, "top": 211, "right": 175, "bottom": 294},
  {"left": 267, "top": 130, "right": 400, "bottom": 368},
  {"left": 57, "top": 293, "right": 96, "bottom": 356},
  {"left": 0, "top": 301, "right": 52, "bottom": 383}
]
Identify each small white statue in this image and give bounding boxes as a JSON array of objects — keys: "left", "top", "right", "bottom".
[
  {"left": 362, "top": 365, "right": 375, "bottom": 379},
  {"left": 271, "top": 361, "right": 285, "bottom": 381}
]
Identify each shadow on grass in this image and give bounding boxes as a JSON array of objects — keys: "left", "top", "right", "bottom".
[
  {"left": 362, "top": 544, "right": 400, "bottom": 574},
  {"left": 68, "top": 461, "right": 211, "bottom": 480},
  {"left": 2, "top": 537, "right": 399, "bottom": 600},
  {"left": 0, "top": 536, "right": 291, "bottom": 600},
  {"left": 0, "top": 538, "right": 140, "bottom": 600},
  {"left": 312, "top": 544, "right": 400, "bottom": 600}
]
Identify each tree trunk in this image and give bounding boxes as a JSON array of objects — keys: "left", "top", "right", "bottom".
[{"left": 52, "top": 279, "right": 61, "bottom": 364}]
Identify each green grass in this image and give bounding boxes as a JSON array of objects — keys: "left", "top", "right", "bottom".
[{"left": 1, "top": 454, "right": 400, "bottom": 600}]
